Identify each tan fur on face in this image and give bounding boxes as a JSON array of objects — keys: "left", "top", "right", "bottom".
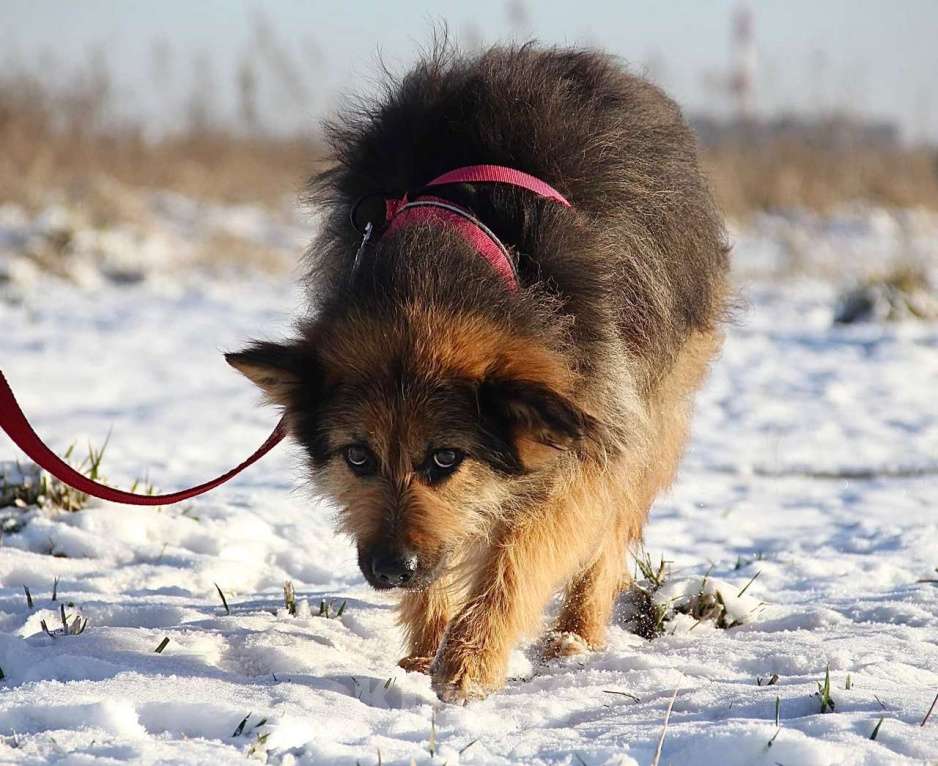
[
  {"left": 317, "top": 437, "right": 476, "bottom": 566},
  {"left": 303, "top": 300, "right": 590, "bottom": 569},
  {"left": 318, "top": 303, "right": 579, "bottom": 395}
]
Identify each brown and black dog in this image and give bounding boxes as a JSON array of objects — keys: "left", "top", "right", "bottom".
[{"left": 227, "top": 43, "right": 729, "bottom": 702}]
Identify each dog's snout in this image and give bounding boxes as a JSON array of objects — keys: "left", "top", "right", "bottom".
[{"left": 370, "top": 551, "right": 418, "bottom": 587}]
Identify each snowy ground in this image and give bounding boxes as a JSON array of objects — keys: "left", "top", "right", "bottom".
[{"left": 1, "top": 201, "right": 937, "bottom": 765}]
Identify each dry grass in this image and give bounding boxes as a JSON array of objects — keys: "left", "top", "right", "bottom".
[
  {"left": 193, "top": 231, "right": 294, "bottom": 274},
  {"left": 0, "top": 62, "right": 324, "bottom": 214},
  {"left": 703, "top": 142, "right": 938, "bottom": 219},
  {"left": 834, "top": 263, "right": 938, "bottom": 324},
  {"left": 0, "top": 440, "right": 109, "bottom": 515},
  {"left": 2, "top": 58, "right": 936, "bottom": 224}
]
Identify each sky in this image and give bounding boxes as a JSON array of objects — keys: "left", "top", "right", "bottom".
[{"left": 3, "top": 0, "right": 937, "bottom": 143}]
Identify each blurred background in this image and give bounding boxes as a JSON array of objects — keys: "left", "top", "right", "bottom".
[{"left": 1, "top": 0, "right": 937, "bottom": 303}]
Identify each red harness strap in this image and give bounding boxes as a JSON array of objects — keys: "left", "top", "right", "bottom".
[
  {"left": 381, "top": 164, "right": 571, "bottom": 292},
  {"left": 0, "top": 371, "right": 287, "bottom": 506},
  {"left": 0, "top": 165, "right": 570, "bottom": 506},
  {"left": 423, "top": 164, "right": 571, "bottom": 207}
]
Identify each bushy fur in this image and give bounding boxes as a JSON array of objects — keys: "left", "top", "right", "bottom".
[{"left": 228, "top": 42, "right": 730, "bottom": 702}]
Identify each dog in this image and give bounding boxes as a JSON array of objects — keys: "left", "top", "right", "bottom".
[{"left": 227, "top": 43, "right": 729, "bottom": 703}]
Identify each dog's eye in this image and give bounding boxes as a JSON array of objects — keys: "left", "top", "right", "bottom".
[
  {"left": 432, "top": 449, "right": 460, "bottom": 470},
  {"left": 424, "top": 448, "right": 463, "bottom": 484},
  {"left": 424, "top": 449, "right": 462, "bottom": 484},
  {"left": 344, "top": 445, "right": 376, "bottom": 476}
]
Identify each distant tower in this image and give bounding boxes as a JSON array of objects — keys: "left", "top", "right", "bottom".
[{"left": 729, "top": 2, "right": 756, "bottom": 119}]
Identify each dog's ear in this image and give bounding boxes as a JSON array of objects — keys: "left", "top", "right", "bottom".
[
  {"left": 478, "top": 377, "right": 598, "bottom": 469},
  {"left": 225, "top": 340, "right": 309, "bottom": 407}
]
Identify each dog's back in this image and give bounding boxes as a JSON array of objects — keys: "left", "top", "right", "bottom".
[{"left": 308, "top": 44, "right": 729, "bottom": 395}]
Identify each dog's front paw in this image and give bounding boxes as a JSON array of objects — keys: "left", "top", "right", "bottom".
[
  {"left": 430, "top": 665, "right": 492, "bottom": 704},
  {"left": 430, "top": 646, "right": 502, "bottom": 704},
  {"left": 541, "top": 630, "right": 592, "bottom": 660},
  {"left": 398, "top": 655, "right": 434, "bottom": 674}
]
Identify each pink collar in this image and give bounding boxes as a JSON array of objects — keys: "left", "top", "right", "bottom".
[{"left": 380, "top": 165, "right": 571, "bottom": 291}]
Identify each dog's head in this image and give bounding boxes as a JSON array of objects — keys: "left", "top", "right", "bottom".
[{"left": 227, "top": 303, "right": 597, "bottom": 591}]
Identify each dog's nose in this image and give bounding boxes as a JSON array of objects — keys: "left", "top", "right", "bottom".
[{"left": 371, "top": 551, "right": 418, "bottom": 587}]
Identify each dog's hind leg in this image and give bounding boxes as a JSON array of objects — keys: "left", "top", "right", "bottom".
[
  {"left": 544, "top": 514, "right": 635, "bottom": 657},
  {"left": 397, "top": 579, "right": 453, "bottom": 674},
  {"left": 544, "top": 331, "right": 721, "bottom": 659}
]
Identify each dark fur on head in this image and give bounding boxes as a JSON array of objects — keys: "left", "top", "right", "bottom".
[{"left": 228, "top": 41, "right": 730, "bottom": 701}]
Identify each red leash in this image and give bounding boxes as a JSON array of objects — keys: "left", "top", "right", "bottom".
[
  {"left": 1, "top": 166, "right": 568, "bottom": 507},
  {"left": 0, "top": 371, "right": 287, "bottom": 506}
]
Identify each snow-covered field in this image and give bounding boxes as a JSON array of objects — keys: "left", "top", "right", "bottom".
[{"left": 1, "top": 200, "right": 937, "bottom": 765}]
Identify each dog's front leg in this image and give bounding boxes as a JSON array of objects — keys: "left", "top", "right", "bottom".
[
  {"left": 431, "top": 498, "right": 587, "bottom": 703},
  {"left": 397, "top": 578, "right": 452, "bottom": 674}
]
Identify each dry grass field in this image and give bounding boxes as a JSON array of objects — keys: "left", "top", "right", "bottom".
[{"left": 3, "top": 63, "right": 937, "bottom": 224}]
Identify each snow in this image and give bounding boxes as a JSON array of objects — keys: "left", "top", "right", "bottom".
[{"left": 1, "top": 201, "right": 938, "bottom": 765}]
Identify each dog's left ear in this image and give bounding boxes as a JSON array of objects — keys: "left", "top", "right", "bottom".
[
  {"left": 225, "top": 340, "right": 309, "bottom": 407},
  {"left": 478, "top": 377, "right": 599, "bottom": 468}
]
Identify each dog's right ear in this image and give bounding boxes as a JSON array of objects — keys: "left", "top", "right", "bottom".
[{"left": 225, "top": 340, "right": 309, "bottom": 407}]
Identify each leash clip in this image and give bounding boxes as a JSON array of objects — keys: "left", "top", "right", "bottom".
[{"left": 350, "top": 221, "right": 373, "bottom": 279}]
